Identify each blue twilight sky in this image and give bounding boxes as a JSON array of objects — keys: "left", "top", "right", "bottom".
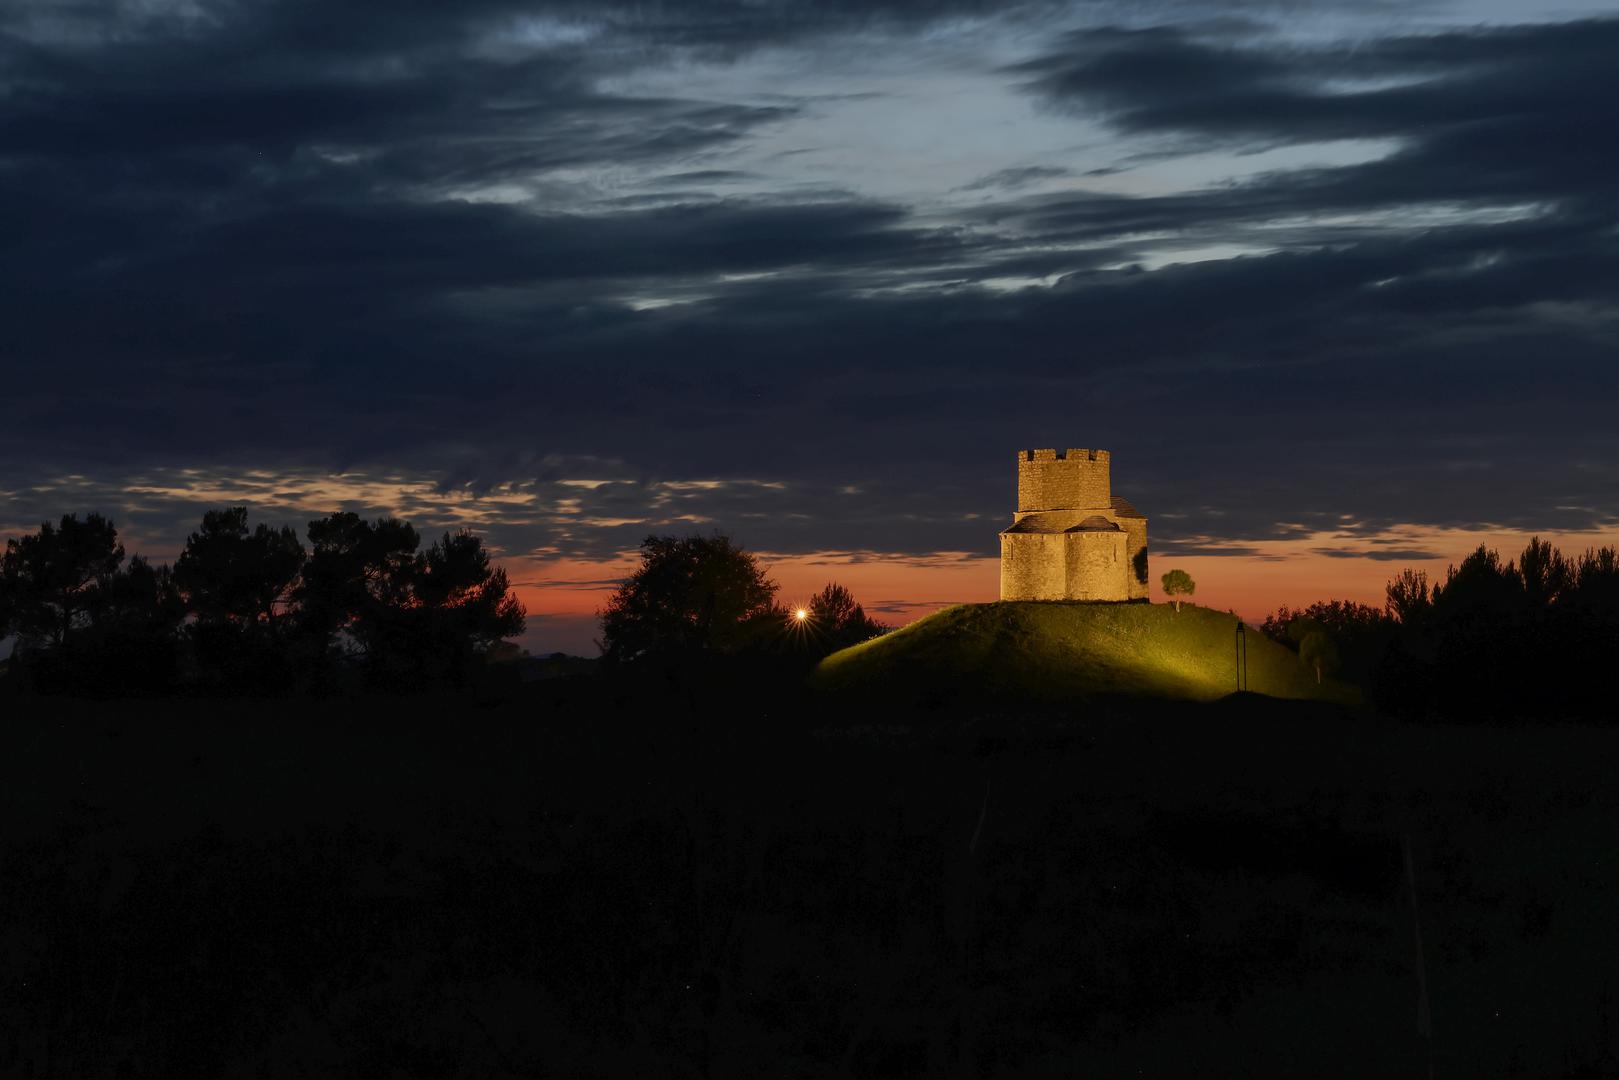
[{"left": 3, "top": 0, "right": 1618, "bottom": 651}]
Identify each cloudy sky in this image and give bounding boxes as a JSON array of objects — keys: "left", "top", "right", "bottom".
[{"left": 4, "top": 0, "right": 1618, "bottom": 652}]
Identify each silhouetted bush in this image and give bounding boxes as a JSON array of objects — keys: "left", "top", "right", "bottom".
[
  {"left": 599, "top": 534, "right": 780, "bottom": 663},
  {"left": 1377, "top": 540, "right": 1616, "bottom": 720},
  {"left": 1262, "top": 541, "right": 1619, "bottom": 721},
  {"left": 1260, "top": 599, "right": 1394, "bottom": 689},
  {"left": 294, "top": 512, "right": 423, "bottom": 690},
  {"left": 0, "top": 514, "right": 188, "bottom": 695},
  {"left": 0, "top": 513, "right": 125, "bottom": 649},
  {"left": 598, "top": 536, "right": 890, "bottom": 674},
  {"left": 805, "top": 582, "right": 889, "bottom": 651},
  {"left": 173, "top": 508, "right": 307, "bottom": 693},
  {"left": 368, "top": 529, "right": 527, "bottom": 690}
]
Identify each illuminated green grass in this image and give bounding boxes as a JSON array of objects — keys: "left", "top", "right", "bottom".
[{"left": 812, "top": 601, "right": 1359, "bottom": 704}]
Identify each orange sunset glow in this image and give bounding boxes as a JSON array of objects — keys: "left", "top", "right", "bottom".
[
  {"left": 511, "top": 522, "right": 1619, "bottom": 653},
  {"left": 8, "top": 463, "right": 1615, "bottom": 659}
]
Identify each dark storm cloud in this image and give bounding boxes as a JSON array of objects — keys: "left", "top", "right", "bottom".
[
  {"left": 0, "top": 194, "right": 941, "bottom": 307},
  {"left": 1312, "top": 548, "right": 1447, "bottom": 562},
  {"left": 1, "top": 0, "right": 1050, "bottom": 62},
  {"left": 657, "top": 170, "right": 759, "bottom": 184},
  {"left": 3, "top": 3, "right": 1617, "bottom": 569},
  {"left": 1014, "top": 19, "right": 1619, "bottom": 210},
  {"left": 1017, "top": 18, "right": 1607, "bottom": 138},
  {"left": 0, "top": 23, "right": 797, "bottom": 189}
]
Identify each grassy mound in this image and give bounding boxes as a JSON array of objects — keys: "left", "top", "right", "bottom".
[{"left": 812, "top": 601, "right": 1359, "bottom": 704}]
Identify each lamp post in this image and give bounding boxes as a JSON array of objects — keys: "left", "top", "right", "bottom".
[{"left": 1234, "top": 619, "right": 1248, "bottom": 692}]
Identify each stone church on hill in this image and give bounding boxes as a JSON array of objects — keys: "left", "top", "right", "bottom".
[{"left": 999, "top": 448, "right": 1149, "bottom": 602}]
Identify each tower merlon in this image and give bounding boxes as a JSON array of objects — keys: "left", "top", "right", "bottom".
[{"left": 1019, "top": 448, "right": 1110, "bottom": 462}]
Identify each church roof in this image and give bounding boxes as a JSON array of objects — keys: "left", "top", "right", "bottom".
[
  {"left": 1002, "top": 516, "right": 1063, "bottom": 533},
  {"left": 1110, "top": 495, "right": 1145, "bottom": 519},
  {"left": 1003, "top": 509, "right": 1134, "bottom": 534}
]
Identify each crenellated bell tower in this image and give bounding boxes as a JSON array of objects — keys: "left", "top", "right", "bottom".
[{"left": 1000, "top": 448, "right": 1149, "bottom": 602}]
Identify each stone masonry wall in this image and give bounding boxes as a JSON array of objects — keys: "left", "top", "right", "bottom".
[
  {"left": 1016, "top": 449, "right": 1111, "bottom": 512},
  {"left": 1000, "top": 532, "right": 1068, "bottom": 600},
  {"left": 1064, "top": 530, "right": 1130, "bottom": 601}
]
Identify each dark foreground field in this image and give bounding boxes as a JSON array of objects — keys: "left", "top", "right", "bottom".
[{"left": 5, "top": 676, "right": 1619, "bottom": 1078}]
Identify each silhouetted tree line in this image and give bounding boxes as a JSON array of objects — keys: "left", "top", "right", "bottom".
[
  {"left": 0, "top": 509, "right": 524, "bottom": 696},
  {"left": 598, "top": 534, "right": 889, "bottom": 665},
  {"left": 1264, "top": 538, "right": 1619, "bottom": 720},
  {"left": 1260, "top": 599, "right": 1389, "bottom": 687}
]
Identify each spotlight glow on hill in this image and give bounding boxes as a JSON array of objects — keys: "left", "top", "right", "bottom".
[{"left": 812, "top": 602, "right": 1360, "bottom": 704}]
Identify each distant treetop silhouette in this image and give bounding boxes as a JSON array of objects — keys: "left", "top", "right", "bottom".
[
  {"left": 600, "top": 534, "right": 777, "bottom": 662},
  {"left": 0, "top": 507, "right": 525, "bottom": 695}
]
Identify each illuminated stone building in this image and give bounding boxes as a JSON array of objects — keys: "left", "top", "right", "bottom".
[{"left": 999, "top": 448, "right": 1149, "bottom": 601}]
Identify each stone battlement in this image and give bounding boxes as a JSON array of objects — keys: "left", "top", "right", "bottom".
[
  {"left": 1020, "top": 448, "right": 1111, "bottom": 463},
  {"left": 1017, "top": 447, "right": 1112, "bottom": 512}
]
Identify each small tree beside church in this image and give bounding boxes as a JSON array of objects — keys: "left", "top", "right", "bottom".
[{"left": 1161, "top": 568, "right": 1195, "bottom": 612}]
